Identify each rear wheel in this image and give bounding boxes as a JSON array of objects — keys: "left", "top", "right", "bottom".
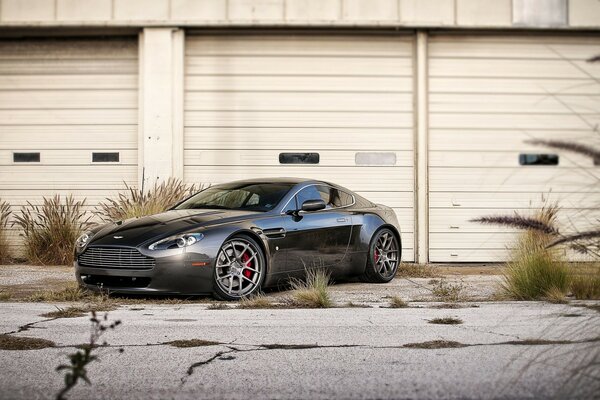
[
  {"left": 362, "top": 228, "right": 401, "bottom": 283},
  {"left": 213, "top": 235, "right": 266, "bottom": 301}
]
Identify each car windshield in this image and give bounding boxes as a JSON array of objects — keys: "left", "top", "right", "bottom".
[{"left": 175, "top": 183, "right": 294, "bottom": 212}]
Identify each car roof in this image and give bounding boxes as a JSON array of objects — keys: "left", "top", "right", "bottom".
[{"left": 218, "top": 177, "right": 324, "bottom": 186}]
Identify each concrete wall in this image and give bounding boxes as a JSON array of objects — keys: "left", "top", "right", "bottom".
[{"left": 0, "top": 0, "right": 598, "bottom": 29}]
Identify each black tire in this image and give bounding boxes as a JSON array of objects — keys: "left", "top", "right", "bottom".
[
  {"left": 212, "top": 235, "right": 267, "bottom": 301},
  {"left": 361, "top": 228, "right": 401, "bottom": 283}
]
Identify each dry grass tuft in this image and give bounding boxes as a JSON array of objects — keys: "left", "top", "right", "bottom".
[
  {"left": 12, "top": 195, "right": 91, "bottom": 265},
  {"left": 428, "top": 317, "right": 463, "bottom": 325},
  {"left": 41, "top": 303, "right": 117, "bottom": 319},
  {"left": 238, "top": 294, "right": 276, "bottom": 309},
  {"left": 96, "top": 178, "right": 203, "bottom": 222},
  {"left": 389, "top": 295, "right": 408, "bottom": 308},
  {"left": 0, "top": 200, "right": 12, "bottom": 264},
  {"left": 544, "top": 287, "right": 569, "bottom": 304},
  {"left": 404, "top": 340, "right": 466, "bottom": 349},
  {"left": 432, "top": 279, "right": 464, "bottom": 302},
  {"left": 207, "top": 303, "right": 230, "bottom": 310},
  {"left": 0, "top": 289, "right": 12, "bottom": 301},
  {"left": 501, "top": 207, "right": 571, "bottom": 300},
  {"left": 0, "top": 334, "right": 55, "bottom": 350},
  {"left": 289, "top": 269, "right": 333, "bottom": 308},
  {"left": 570, "top": 265, "right": 600, "bottom": 300},
  {"left": 26, "top": 282, "right": 94, "bottom": 302},
  {"left": 167, "top": 339, "right": 221, "bottom": 348},
  {"left": 396, "top": 263, "right": 438, "bottom": 278}
]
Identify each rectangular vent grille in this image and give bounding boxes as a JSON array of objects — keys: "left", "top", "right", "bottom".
[{"left": 78, "top": 247, "right": 155, "bottom": 270}]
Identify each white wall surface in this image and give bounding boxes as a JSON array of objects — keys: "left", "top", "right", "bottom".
[{"left": 1, "top": 0, "right": 599, "bottom": 28}]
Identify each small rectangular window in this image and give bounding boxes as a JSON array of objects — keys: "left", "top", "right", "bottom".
[
  {"left": 355, "top": 152, "right": 397, "bottom": 166},
  {"left": 279, "top": 153, "right": 319, "bottom": 164},
  {"left": 13, "top": 152, "right": 40, "bottom": 163},
  {"left": 92, "top": 152, "right": 119, "bottom": 163},
  {"left": 519, "top": 153, "right": 559, "bottom": 166}
]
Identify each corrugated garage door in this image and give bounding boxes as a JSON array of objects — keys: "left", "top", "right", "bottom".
[
  {"left": 429, "top": 34, "right": 600, "bottom": 262},
  {"left": 0, "top": 38, "right": 138, "bottom": 254},
  {"left": 184, "top": 34, "right": 415, "bottom": 261}
]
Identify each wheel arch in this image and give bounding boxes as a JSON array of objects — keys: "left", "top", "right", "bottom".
[{"left": 222, "top": 229, "right": 270, "bottom": 275}]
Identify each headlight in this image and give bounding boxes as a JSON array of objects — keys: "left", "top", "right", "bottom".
[
  {"left": 148, "top": 233, "right": 204, "bottom": 251},
  {"left": 75, "top": 231, "right": 94, "bottom": 250}
]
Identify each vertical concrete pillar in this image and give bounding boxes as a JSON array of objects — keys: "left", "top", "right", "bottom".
[
  {"left": 415, "top": 31, "right": 429, "bottom": 264},
  {"left": 138, "top": 27, "right": 184, "bottom": 189}
]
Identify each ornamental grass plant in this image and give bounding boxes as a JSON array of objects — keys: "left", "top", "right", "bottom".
[
  {"left": 12, "top": 195, "right": 91, "bottom": 265},
  {"left": 96, "top": 178, "right": 202, "bottom": 222}
]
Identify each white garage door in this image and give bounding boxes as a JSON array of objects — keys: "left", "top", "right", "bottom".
[
  {"left": 0, "top": 38, "right": 138, "bottom": 254},
  {"left": 429, "top": 34, "right": 600, "bottom": 262},
  {"left": 184, "top": 34, "right": 415, "bottom": 261}
]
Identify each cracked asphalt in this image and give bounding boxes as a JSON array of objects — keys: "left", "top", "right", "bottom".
[{"left": 1, "top": 301, "right": 599, "bottom": 399}]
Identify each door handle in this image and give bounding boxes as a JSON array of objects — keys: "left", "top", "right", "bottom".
[{"left": 336, "top": 217, "right": 348, "bottom": 223}]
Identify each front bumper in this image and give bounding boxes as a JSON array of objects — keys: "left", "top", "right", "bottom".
[{"left": 75, "top": 245, "right": 218, "bottom": 295}]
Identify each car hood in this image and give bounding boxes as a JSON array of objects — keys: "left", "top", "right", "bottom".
[{"left": 88, "top": 209, "right": 262, "bottom": 247}]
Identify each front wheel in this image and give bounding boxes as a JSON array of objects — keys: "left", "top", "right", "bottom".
[
  {"left": 213, "top": 235, "right": 266, "bottom": 300},
  {"left": 361, "top": 228, "right": 401, "bottom": 283}
]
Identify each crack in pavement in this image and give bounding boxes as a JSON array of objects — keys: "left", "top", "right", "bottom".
[
  {"left": 2, "top": 317, "right": 57, "bottom": 335},
  {"left": 178, "top": 337, "right": 600, "bottom": 385}
]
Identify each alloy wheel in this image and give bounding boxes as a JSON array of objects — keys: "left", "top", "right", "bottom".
[
  {"left": 373, "top": 231, "right": 399, "bottom": 279},
  {"left": 215, "top": 238, "right": 263, "bottom": 298}
]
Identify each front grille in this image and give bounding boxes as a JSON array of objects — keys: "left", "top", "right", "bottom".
[{"left": 78, "top": 247, "right": 155, "bottom": 270}]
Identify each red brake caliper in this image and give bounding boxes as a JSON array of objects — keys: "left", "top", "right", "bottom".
[
  {"left": 242, "top": 252, "right": 253, "bottom": 279},
  {"left": 374, "top": 249, "right": 380, "bottom": 263}
]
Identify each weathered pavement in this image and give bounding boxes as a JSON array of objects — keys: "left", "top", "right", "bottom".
[{"left": 1, "top": 301, "right": 599, "bottom": 399}]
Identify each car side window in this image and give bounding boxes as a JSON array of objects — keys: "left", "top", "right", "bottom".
[
  {"left": 296, "top": 185, "right": 323, "bottom": 209},
  {"left": 315, "top": 185, "right": 354, "bottom": 208},
  {"left": 329, "top": 188, "right": 354, "bottom": 207}
]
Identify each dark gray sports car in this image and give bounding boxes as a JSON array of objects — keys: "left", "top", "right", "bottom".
[{"left": 75, "top": 178, "right": 402, "bottom": 300}]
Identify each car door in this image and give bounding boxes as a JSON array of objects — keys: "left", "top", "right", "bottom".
[{"left": 281, "top": 185, "right": 353, "bottom": 274}]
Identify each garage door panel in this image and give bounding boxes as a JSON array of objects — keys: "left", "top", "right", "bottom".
[
  {"left": 0, "top": 38, "right": 139, "bottom": 254},
  {"left": 0, "top": 39, "right": 137, "bottom": 59},
  {"left": 186, "top": 36, "right": 413, "bottom": 56},
  {"left": 430, "top": 58, "right": 596, "bottom": 79},
  {"left": 430, "top": 112, "right": 599, "bottom": 130},
  {"left": 0, "top": 90, "right": 137, "bottom": 109},
  {"left": 186, "top": 76, "right": 412, "bottom": 92},
  {"left": 429, "top": 208, "right": 600, "bottom": 233},
  {"left": 430, "top": 151, "right": 597, "bottom": 168},
  {"left": 429, "top": 35, "right": 600, "bottom": 262},
  {"left": 185, "top": 92, "right": 413, "bottom": 112},
  {"left": 186, "top": 56, "right": 412, "bottom": 77},
  {"left": 185, "top": 166, "right": 414, "bottom": 191},
  {"left": 429, "top": 38, "right": 600, "bottom": 60},
  {"left": 0, "top": 109, "right": 137, "bottom": 125},
  {"left": 185, "top": 34, "right": 415, "bottom": 261},
  {"left": 430, "top": 167, "right": 600, "bottom": 192},
  {"left": 0, "top": 59, "right": 137, "bottom": 75},
  {"left": 0, "top": 126, "right": 137, "bottom": 149},
  {"left": 184, "top": 150, "right": 412, "bottom": 167},
  {"left": 356, "top": 191, "right": 413, "bottom": 208},
  {"left": 430, "top": 130, "right": 597, "bottom": 151},
  {"left": 0, "top": 165, "right": 137, "bottom": 189},
  {"left": 185, "top": 111, "right": 412, "bottom": 128},
  {"left": 430, "top": 78, "right": 599, "bottom": 95},
  {"left": 0, "top": 75, "right": 137, "bottom": 90},
  {"left": 0, "top": 190, "right": 126, "bottom": 206},
  {"left": 430, "top": 192, "right": 600, "bottom": 209},
  {"left": 429, "top": 249, "right": 594, "bottom": 263},
  {"left": 430, "top": 93, "right": 600, "bottom": 114},
  {"left": 184, "top": 128, "right": 413, "bottom": 150}
]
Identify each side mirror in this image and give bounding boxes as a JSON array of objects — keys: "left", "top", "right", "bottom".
[{"left": 301, "top": 199, "right": 326, "bottom": 212}]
